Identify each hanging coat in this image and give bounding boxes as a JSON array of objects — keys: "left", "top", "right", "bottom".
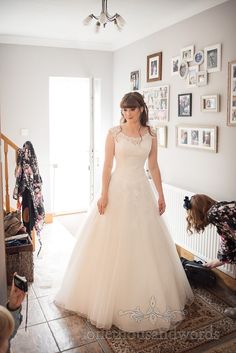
[{"left": 13, "top": 141, "right": 45, "bottom": 238}]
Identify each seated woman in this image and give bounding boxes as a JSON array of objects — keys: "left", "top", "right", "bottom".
[{"left": 183, "top": 194, "right": 236, "bottom": 319}]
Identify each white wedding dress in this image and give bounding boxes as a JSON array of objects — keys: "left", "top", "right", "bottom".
[{"left": 55, "top": 126, "right": 194, "bottom": 332}]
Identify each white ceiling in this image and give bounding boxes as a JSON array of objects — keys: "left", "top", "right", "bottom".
[{"left": 0, "top": 0, "right": 229, "bottom": 51}]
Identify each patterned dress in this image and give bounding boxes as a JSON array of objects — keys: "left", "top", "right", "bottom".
[{"left": 207, "top": 201, "right": 236, "bottom": 263}]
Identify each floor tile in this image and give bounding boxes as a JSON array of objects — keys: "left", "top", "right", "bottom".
[
  {"left": 11, "top": 322, "right": 59, "bottom": 353},
  {"left": 39, "top": 294, "right": 73, "bottom": 321},
  {"left": 49, "top": 315, "right": 96, "bottom": 351},
  {"left": 61, "top": 340, "right": 104, "bottom": 353},
  {"left": 97, "top": 337, "right": 114, "bottom": 353},
  {"left": 32, "top": 274, "right": 59, "bottom": 298},
  {"left": 20, "top": 297, "right": 46, "bottom": 327}
]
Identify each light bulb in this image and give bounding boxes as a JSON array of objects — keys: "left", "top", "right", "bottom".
[
  {"left": 114, "top": 19, "right": 122, "bottom": 32},
  {"left": 95, "top": 21, "right": 101, "bottom": 33},
  {"left": 83, "top": 15, "right": 93, "bottom": 26},
  {"left": 116, "top": 14, "right": 126, "bottom": 27}
]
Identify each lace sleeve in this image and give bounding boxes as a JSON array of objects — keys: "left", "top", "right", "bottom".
[
  {"left": 150, "top": 127, "right": 157, "bottom": 138},
  {"left": 109, "top": 126, "right": 121, "bottom": 138}
]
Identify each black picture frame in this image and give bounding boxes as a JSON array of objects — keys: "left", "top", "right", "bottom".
[{"left": 178, "top": 93, "right": 192, "bottom": 117}]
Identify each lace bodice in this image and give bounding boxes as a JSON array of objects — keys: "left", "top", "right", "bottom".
[
  {"left": 109, "top": 125, "right": 156, "bottom": 178},
  {"left": 109, "top": 126, "right": 156, "bottom": 145}
]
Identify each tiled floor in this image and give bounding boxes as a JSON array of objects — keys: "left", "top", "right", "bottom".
[
  {"left": 10, "top": 220, "right": 236, "bottom": 353},
  {"left": 11, "top": 221, "right": 113, "bottom": 353}
]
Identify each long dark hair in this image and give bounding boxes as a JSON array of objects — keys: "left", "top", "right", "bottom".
[{"left": 119, "top": 92, "right": 154, "bottom": 139}]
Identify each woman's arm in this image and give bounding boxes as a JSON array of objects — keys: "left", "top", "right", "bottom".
[
  {"left": 148, "top": 135, "right": 166, "bottom": 215},
  {"left": 97, "top": 131, "right": 115, "bottom": 215}
]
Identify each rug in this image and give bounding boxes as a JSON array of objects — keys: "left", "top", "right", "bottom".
[{"left": 93, "top": 287, "right": 236, "bottom": 353}]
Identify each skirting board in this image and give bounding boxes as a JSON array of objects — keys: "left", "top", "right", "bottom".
[{"left": 45, "top": 213, "right": 53, "bottom": 224}]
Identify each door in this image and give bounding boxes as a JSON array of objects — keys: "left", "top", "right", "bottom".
[{"left": 49, "top": 77, "right": 95, "bottom": 214}]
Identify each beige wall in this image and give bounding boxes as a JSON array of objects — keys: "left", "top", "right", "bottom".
[
  {"left": 0, "top": 44, "right": 113, "bottom": 212},
  {"left": 113, "top": 0, "right": 236, "bottom": 200}
]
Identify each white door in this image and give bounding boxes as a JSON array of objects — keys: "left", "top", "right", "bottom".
[{"left": 49, "top": 77, "right": 98, "bottom": 214}]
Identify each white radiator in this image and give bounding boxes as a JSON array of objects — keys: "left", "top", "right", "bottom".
[{"left": 152, "top": 182, "right": 236, "bottom": 279}]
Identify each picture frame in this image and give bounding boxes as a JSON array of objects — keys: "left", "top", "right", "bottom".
[
  {"left": 176, "top": 125, "right": 218, "bottom": 152},
  {"left": 130, "top": 70, "right": 140, "bottom": 91},
  {"left": 153, "top": 125, "right": 167, "bottom": 147},
  {"left": 187, "top": 65, "right": 199, "bottom": 87},
  {"left": 178, "top": 93, "right": 192, "bottom": 117},
  {"left": 227, "top": 60, "right": 236, "bottom": 126},
  {"left": 142, "top": 85, "right": 169, "bottom": 122},
  {"left": 204, "top": 43, "right": 221, "bottom": 73},
  {"left": 197, "top": 71, "right": 207, "bottom": 86},
  {"left": 179, "top": 60, "right": 189, "bottom": 79},
  {"left": 194, "top": 50, "right": 204, "bottom": 65},
  {"left": 201, "top": 94, "right": 220, "bottom": 112},
  {"left": 147, "top": 52, "right": 162, "bottom": 82},
  {"left": 171, "top": 56, "right": 180, "bottom": 76},
  {"left": 180, "top": 45, "right": 194, "bottom": 62}
]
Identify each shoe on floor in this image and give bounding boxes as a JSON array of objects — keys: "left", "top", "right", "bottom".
[{"left": 224, "top": 307, "right": 236, "bottom": 319}]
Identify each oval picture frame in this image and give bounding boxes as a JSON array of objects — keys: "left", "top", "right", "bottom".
[{"left": 179, "top": 60, "right": 189, "bottom": 79}]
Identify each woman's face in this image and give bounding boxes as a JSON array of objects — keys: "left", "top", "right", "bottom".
[{"left": 122, "top": 107, "right": 142, "bottom": 122}]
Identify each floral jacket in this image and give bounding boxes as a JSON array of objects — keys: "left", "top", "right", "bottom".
[{"left": 207, "top": 201, "right": 236, "bottom": 264}]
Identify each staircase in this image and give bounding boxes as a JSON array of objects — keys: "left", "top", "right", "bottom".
[
  {"left": 0, "top": 132, "right": 18, "bottom": 213},
  {"left": 0, "top": 133, "right": 36, "bottom": 249}
]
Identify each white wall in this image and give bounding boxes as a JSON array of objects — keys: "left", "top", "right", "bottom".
[
  {"left": 113, "top": 0, "right": 236, "bottom": 201},
  {"left": 0, "top": 138, "right": 7, "bottom": 303},
  {"left": 0, "top": 44, "right": 113, "bottom": 211}
]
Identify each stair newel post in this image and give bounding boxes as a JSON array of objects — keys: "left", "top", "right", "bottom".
[{"left": 4, "top": 140, "right": 10, "bottom": 212}]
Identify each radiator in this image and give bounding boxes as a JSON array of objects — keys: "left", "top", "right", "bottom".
[{"left": 152, "top": 182, "right": 236, "bottom": 279}]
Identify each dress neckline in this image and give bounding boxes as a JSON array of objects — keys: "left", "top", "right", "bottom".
[{"left": 120, "top": 127, "right": 149, "bottom": 139}]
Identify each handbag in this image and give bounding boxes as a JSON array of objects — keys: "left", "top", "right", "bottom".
[{"left": 180, "top": 257, "right": 216, "bottom": 287}]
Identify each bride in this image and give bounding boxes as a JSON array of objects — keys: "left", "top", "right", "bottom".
[{"left": 55, "top": 92, "right": 194, "bottom": 332}]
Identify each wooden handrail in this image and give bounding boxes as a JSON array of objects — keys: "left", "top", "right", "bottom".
[
  {"left": 0, "top": 133, "right": 19, "bottom": 152},
  {"left": 0, "top": 133, "right": 19, "bottom": 212}
]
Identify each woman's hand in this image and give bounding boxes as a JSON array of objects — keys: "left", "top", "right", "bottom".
[
  {"left": 203, "top": 259, "right": 224, "bottom": 269},
  {"left": 8, "top": 273, "right": 26, "bottom": 310},
  {"left": 158, "top": 196, "right": 166, "bottom": 215},
  {"left": 97, "top": 195, "right": 108, "bottom": 215}
]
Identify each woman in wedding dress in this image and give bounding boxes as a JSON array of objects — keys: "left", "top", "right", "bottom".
[{"left": 55, "top": 92, "right": 194, "bottom": 332}]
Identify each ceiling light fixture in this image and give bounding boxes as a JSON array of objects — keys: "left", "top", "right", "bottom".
[{"left": 83, "top": 0, "right": 126, "bottom": 33}]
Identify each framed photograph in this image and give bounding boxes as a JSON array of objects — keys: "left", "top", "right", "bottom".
[
  {"left": 153, "top": 125, "right": 167, "bottom": 147},
  {"left": 204, "top": 43, "right": 221, "bottom": 73},
  {"left": 179, "top": 60, "right": 189, "bottom": 79},
  {"left": 130, "top": 70, "right": 140, "bottom": 91},
  {"left": 194, "top": 50, "right": 204, "bottom": 65},
  {"left": 171, "top": 56, "right": 180, "bottom": 76},
  {"left": 197, "top": 71, "right": 207, "bottom": 86},
  {"left": 187, "top": 65, "right": 199, "bottom": 87},
  {"left": 227, "top": 60, "right": 236, "bottom": 126},
  {"left": 180, "top": 45, "right": 194, "bottom": 62},
  {"left": 143, "top": 85, "right": 169, "bottom": 122},
  {"left": 201, "top": 94, "right": 220, "bottom": 112},
  {"left": 147, "top": 52, "right": 162, "bottom": 82},
  {"left": 176, "top": 125, "right": 218, "bottom": 152},
  {"left": 178, "top": 93, "right": 192, "bottom": 117}
]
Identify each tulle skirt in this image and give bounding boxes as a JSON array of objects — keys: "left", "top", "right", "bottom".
[{"left": 55, "top": 173, "right": 194, "bottom": 332}]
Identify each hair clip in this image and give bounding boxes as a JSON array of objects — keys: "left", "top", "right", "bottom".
[{"left": 183, "top": 196, "right": 191, "bottom": 210}]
